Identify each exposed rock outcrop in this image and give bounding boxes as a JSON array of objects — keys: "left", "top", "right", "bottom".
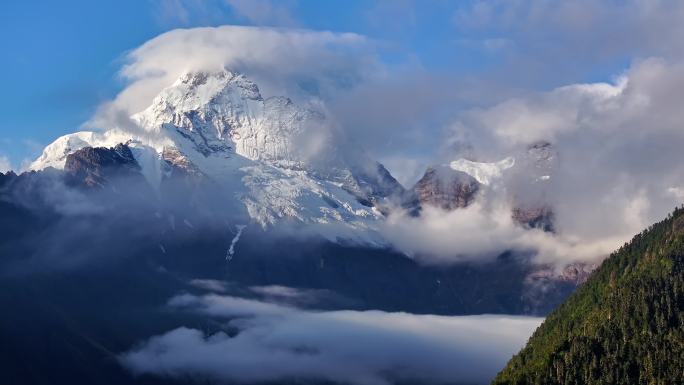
[
  {"left": 512, "top": 205, "right": 555, "bottom": 232},
  {"left": 412, "top": 165, "right": 480, "bottom": 211},
  {"left": 64, "top": 143, "right": 144, "bottom": 188}
]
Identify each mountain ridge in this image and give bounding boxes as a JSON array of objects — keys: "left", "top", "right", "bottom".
[{"left": 493, "top": 206, "right": 684, "bottom": 384}]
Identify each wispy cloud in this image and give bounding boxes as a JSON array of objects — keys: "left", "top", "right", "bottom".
[
  {"left": 224, "top": 0, "right": 298, "bottom": 27},
  {"left": 0, "top": 155, "right": 12, "bottom": 173},
  {"left": 452, "top": 0, "right": 684, "bottom": 85},
  {"left": 150, "top": 0, "right": 298, "bottom": 28},
  {"left": 106, "top": 25, "right": 376, "bottom": 118},
  {"left": 150, "top": 0, "right": 230, "bottom": 27}
]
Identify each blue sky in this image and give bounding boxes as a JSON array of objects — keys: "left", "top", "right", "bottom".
[
  {"left": 0, "top": 1, "right": 647, "bottom": 169},
  {"left": 1, "top": 1, "right": 162, "bottom": 166}
]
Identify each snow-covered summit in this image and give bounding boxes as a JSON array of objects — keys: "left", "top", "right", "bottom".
[
  {"left": 133, "top": 69, "right": 325, "bottom": 166},
  {"left": 30, "top": 130, "right": 139, "bottom": 171}
]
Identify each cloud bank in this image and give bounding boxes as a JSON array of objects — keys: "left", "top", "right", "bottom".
[
  {"left": 121, "top": 293, "right": 542, "bottom": 385},
  {"left": 382, "top": 203, "right": 618, "bottom": 266},
  {"left": 381, "top": 58, "right": 684, "bottom": 265}
]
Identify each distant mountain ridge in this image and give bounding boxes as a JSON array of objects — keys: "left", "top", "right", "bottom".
[{"left": 409, "top": 141, "right": 556, "bottom": 231}]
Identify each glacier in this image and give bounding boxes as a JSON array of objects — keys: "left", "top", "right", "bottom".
[{"left": 449, "top": 157, "right": 515, "bottom": 186}]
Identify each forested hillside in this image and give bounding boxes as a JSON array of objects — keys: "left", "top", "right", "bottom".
[{"left": 493, "top": 207, "right": 684, "bottom": 385}]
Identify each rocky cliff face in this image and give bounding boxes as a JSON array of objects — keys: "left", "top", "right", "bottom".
[
  {"left": 512, "top": 205, "right": 555, "bottom": 232},
  {"left": 522, "top": 262, "right": 596, "bottom": 314},
  {"left": 509, "top": 141, "right": 557, "bottom": 231},
  {"left": 412, "top": 165, "right": 480, "bottom": 211},
  {"left": 409, "top": 141, "right": 558, "bottom": 233},
  {"left": 64, "top": 144, "right": 143, "bottom": 188}
]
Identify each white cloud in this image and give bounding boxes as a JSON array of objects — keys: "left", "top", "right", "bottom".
[
  {"left": 121, "top": 293, "right": 542, "bottom": 385},
  {"left": 452, "top": 0, "right": 684, "bottom": 87},
  {"left": 454, "top": 1, "right": 684, "bottom": 58},
  {"left": 378, "top": 155, "right": 428, "bottom": 187},
  {"left": 189, "top": 279, "right": 229, "bottom": 293},
  {"left": 149, "top": 0, "right": 298, "bottom": 28},
  {"left": 224, "top": 0, "right": 297, "bottom": 26},
  {"left": 248, "top": 285, "right": 335, "bottom": 306},
  {"left": 667, "top": 186, "right": 684, "bottom": 201},
  {"left": 150, "top": 0, "right": 232, "bottom": 27},
  {"left": 151, "top": 0, "right": 193, "bottom": 25},
  {"left": 0, "top": 155, "right": 12, "bottom": 173},
  {"left": 449, "top": 76, "right": 630, "bottom": 148},
  {"left": 105, "top": 25, "right": 377, "bottom": 120},
  {"left": 381, "top": 201, "right": 618, "bottom": 266}
]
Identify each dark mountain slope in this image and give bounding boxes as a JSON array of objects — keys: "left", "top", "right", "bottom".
[
  {"left": 493, "top": 207, "right": 684, "bottom": 385},
  {"left": 0, "top": 160, "right": 588, "bottom": 385}
]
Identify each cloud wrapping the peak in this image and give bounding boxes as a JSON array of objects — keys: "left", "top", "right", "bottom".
[{"left": 110, "top": 25, "right": 378, "bottom": 118}]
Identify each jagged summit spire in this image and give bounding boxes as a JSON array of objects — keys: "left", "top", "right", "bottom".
[{"left": 171, "top": 68, "right": 263, "bottom": 102}]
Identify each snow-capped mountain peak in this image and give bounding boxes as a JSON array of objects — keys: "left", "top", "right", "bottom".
[{"left": 29, "top": 69, "right": 403, "bottom": 243}]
